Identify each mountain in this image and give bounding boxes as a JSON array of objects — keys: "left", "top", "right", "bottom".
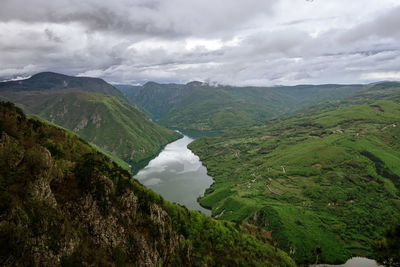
[
  {"left": 295, "top": 82, "right": 400, "bottom": 115},
  {"left": 0, "top": 101, "right": 295, "bottom": 266},
  {"left": 117, "top": 82, "right": 190, "bottom": 122},
  {"left": 113, "top": 84, "right": 143, "bottom": 101},
  {"left": 0, "top": 72, "right": 126, "bottom": 99},
  {"left": 0, "top": 72, "right": 181, "bottom": 172},
  {"left": 188, "top": 84, "right": 400, "bottom": 264},
  {"left": 118, "top": 82, "right": 366, "bottom": 132}
]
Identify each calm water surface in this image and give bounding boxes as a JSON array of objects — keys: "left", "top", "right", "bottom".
[
  {"left": 134, "top": 135, "right": 213, "bottom": 215},
  {"left": 316, "top": 257, "right": 380, "bottom": 267}
]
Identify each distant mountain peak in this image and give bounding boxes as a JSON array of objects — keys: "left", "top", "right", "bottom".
[
  {"left": 186, "top": 81, "right": 207, "bottom": 87},
  {"left": 143, "top": 81, "right": 160, "bottom": 87},
  {"left": 31, "top": 71, "right": 67, "bottom": 78},
  {"left": 0, "top": 71, "right": 129, "bottom": 103}
]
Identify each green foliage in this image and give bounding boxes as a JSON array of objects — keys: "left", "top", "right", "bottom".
[
  {"left": 112, "top": 245, "right": 128, "bottom": 267},
  {"left": 0, "top": 73, "right": 181, "bottom": 173},
  {"left": 372, "top": 221, "right": 400, "bottom": 267},
  {"left": 0, "top": 101, "right": 295, "bottom": 266},
  {"left": 123, "top": 81, "right": 366, "bottom": 131},
  {"left": 189, "top": 99, "right": 400, "bottom": 264}
]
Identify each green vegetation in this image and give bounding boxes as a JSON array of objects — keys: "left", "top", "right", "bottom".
[
  {"left": 0, "top": 72, "right": 181, "bottom": 173},
  {"left": 120, "top": 81, "right": 365, "bottom": 131},
  {"left": 0, "top": 101, "right": 295, "bottom": 266},
  {"left": 189, "top": 98, "right": 400, "bottom": 264},
  {"left": 372, "top": 221, "right": 400, "bottom": 267},
  {"left": 296, "top": 82, "right": 400, "bottom": 116}
]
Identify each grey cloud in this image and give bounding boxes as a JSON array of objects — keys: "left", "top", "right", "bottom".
[
  {"left": 44, "top": 29, "right": 62, "bottom": 43},
  {"left": 281, "top": 16, "right": 339, "bottom": 26},
  {"left": 339, "top": 6, "right": 400, "bottom": 43},
  {"left": 0, "top": 0, "right": 277, "bottom": 38},
  {"left": 0, "top": 0, "right": 400, "bottom": 85}
]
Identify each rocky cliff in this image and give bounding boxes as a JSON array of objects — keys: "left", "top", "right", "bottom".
[{"left": 0, "top": 101, "right": 295, "bottom": 266}]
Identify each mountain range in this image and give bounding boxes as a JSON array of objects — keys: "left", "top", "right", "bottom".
[
  {"left": 1, "top": 71, "right": 400, "bottom": 266},
  {"left": 116, "top": 82, "right": 367, "bottom": 133},
  {"left": 0, "top": 72, "right": 181, "bottom": 173}
]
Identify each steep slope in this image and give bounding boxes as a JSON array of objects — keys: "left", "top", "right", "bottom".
[
  {"left": 124, "top": 82, "right": 191, "bottom": 121},
  {"left": 121, "top": 82, "right": 365, "bottom": 132},
  {"left": 113, "top": 84, "right": 146, "bottom": 103},
  {"left": 189, "top": 98, "right": 400, "bottom": 264},
  {"left": 0, "top": 73, "right": 181, "bottom": 172},
  {"left": 159, "top": 85, "right": 293, "bottom": 131},
  {"left": 0, "top": 102, "right": 295, "bottom": 266}
]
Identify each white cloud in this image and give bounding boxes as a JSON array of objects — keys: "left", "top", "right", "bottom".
[
  {"left": 0, "top": 0, "right": 400, "bottom": 85},
  {"left": 363, "top": 71, "right": 400, "bottom": 81}
]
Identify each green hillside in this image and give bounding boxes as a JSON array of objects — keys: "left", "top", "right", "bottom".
[
  {"left": 0, "top": 73, "right": 181, "bottom": 173},
  {"left": 121, "top": 82, "right": 365, "bottom": 132},
  {"left": 119, "top": 82, "right": 190, "bottom": 121},
  {"left": 189, "top": 96, "right": 400, "bottom": 264},
  {"left": 0, "top": 101, "right": 295, "bottom": 266},
  {"left": 296, "top": 82, "right": 400, "bottom": 116}
]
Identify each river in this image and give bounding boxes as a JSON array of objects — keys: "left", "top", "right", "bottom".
[
  {"left": 134, "top": 135, "right": 214, "bottom": 215},
  {"left": 316, "top": 257, "right": 380, "bottom": 267},
  {"left": 135, "top": 137, "right": 382, "bottom": 265}
]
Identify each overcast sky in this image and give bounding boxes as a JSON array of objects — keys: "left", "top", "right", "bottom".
[{"left": 1, "top": 0, "right": 400, "bottom": 85}]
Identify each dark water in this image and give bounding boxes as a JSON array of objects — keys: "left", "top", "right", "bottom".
[{"left": 134, "top": 135, "right": 213, "bottom": 215}]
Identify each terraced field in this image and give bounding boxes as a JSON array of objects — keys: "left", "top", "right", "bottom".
[{"left": 189, "top": 99, "right": 400, "bottom": 264}]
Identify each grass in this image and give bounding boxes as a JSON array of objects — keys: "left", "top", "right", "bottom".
[{"left": 189, "top": 99, "right": 400, "bottom": 264}]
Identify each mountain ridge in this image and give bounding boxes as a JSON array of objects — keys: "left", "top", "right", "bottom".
[
  {"left": 117, "top": 81, "right": 367, "bottom": 132},
  {"left": 0, "top": 72, "right": 181, "bottom": 172},
  {"left": 0, "top": 72, "right": 127, "bottom": 99}
]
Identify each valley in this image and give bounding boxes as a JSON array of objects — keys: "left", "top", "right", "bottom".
[
  {"left": 1, "top": 72, "right": 399, "bottom": 266},
  {"left": 117, "top": 82, "right": 366, "bottom": 132},
  {"left": 188, "top": 92, "right": 400, "bottom": 263},
  {"left": 0, "top": 101, "right": 295, "bottom": 266},
  {"left": 119, "top": 80, "right": 400, "bottom": 265},
  {"left": 3, "top": 1, "right": 400, "bottom": 266}
]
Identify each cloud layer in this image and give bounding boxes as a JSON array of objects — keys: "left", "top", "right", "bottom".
[{"left": 1, "top": 0, "right": 400, "bottom": 85}]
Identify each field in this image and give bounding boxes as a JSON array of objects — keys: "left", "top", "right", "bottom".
[{"left": 189, "top": 99, "right": 400, "bottom": 264}]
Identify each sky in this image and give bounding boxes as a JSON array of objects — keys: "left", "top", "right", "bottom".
[{"left": 0, "top": 0, "right": 400, "bottom": 86}]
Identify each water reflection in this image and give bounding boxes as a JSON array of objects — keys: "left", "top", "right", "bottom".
[
  {"left": 316, "top": 257, "right": 380, "bottom": 267},
  {"left": 135, "top": 136, "right": 214, "bottom": 215}
]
